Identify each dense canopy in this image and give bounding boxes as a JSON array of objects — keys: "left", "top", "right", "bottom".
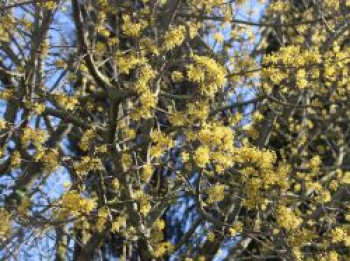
[{"left": 0, "top": 0, "right": 349, "bottom": 260}]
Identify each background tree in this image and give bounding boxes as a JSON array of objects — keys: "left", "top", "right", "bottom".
[{"left": 0, "top": 0, "right": 349, "bottom": 260}]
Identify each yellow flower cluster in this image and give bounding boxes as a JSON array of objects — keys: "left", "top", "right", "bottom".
[
  {"left": 0, "top": 89, "right": 14, "bottom": 100},
  {"left": 207, "top": 184, "right": 225, "bottom": 203},
  {"left": 171, "top": 71, "right": 184, "bottom": 82},
  {"left": 140, "top": 37, "right": 160, "bottom": 55},
  {"left": 34, "top": 148, "right": 59, "bottom": 173},
  {"left": 150, "top": 219, "right": 166, "bottom": 245},
  {"left": 276, "top": 206, "right": 302, "bottom": 231},
  {"left": 23, "top": 101, "right": 46, "bottom": 115},
  {"left": 139, "top": 91, "right": 157, "bottom": 117},
  {"left": 288, "top": 228, "right": 317, "bottom": 249},
  {"left": 187, "top": 55, "right": 226, "bottom": 97},
  {"left": 0, "top": 120, "right": 6, "bottom": 130},
  {"left": 235, "top": 148, "right": 289, "bottom": 208},
  {"left": 111, "top": 216, "right": 126, "bottom": 233},
  {"left": 199, "top": 124, "right": 234, "bottom": 151},
  {"left": 263, "top": 44, "right": 350, "bottom": 94},
  {"left": 234, "top": 147, "right": 276, "bottom": 170},
  {"left": 194, "top": 146, "right": 210, "bottom": 168},
  {"left": 121, "top": 153, "right": 133, "bottom": 171},
  {"left": 163, "top": 26, "right": 186, "bottom": 51},
  {"left": 141, "top": 164, "right": 153, "bottom": 182},
  {"left": 56, "top": 94, "right": 78, "bottom": 111},
  {"left": 196, "top": 124, "right": 235, "bottom": 172},
  {"left": 150, "top": 130, "right": 174, "bottom": 158},
  {"left": 319, "top": 251, "right": 340, "bottom": 261},
  {"left": 153, "top": 241, "right": 174, "bottom": 258},
  {"left": 309, "top": 155, "right": 322, "bottom": 172},
  {"left": 95, "top": 207, "right": 109, "bottom": 232},
  {"left": 59, "top": 191, "right": 96, "bottom": 218},
  {"left": 331, "top": 227, "right": 349, "bottom": 245},
  {"left": 0, "top": 208, "right": 11, "bottom": 237},
  {"left": 267, "top": 0, "right": 291, "bottom": 12},
  {"left": 37, "top": 0, "right": 57, "bottom": 10},
  {"left": 74, "top": 156, "right": 102, "bottom": 176},
  {"left": 79, "top": 127, "right": 96, "bottom": 151},
  {"left": 295, "top": 69, "right": 308, "bottom": 89},
  {"left": 116, "top": 51, "right": 145, "bottom": 74},
  {"left": 133, "top": 190, "right": 151, "bottom": 216},
  {"left": 243, "top": 178, "right": 261, "bottom": 209},
  {"left": 131, "top": 65, "right": 158, "bottom": 119},
  {"left": 121, "top": 14, "right": 147, "bottom": 38},
  {"left": 11, "top": 151, "right": 21, "bottom": 168},
  {"left": 21, "top": 127, "right": 47, "bottom": 147},
  {"left": 229, "top": 222, "right": 243, "bottom": 237},
  {"left": 185, "top": 102, "right": 210, "bottom": 123},
  {"left": 189, "top": 0, "right": 226, "bottom": 13}
]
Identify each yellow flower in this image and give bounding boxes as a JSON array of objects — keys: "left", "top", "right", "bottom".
[
  {"left": 229, "top": 222, "right": 243, "bottom": 236},
  {"left": 122, "top": 153, "right": 133, "bottom": 170},
  {"left": 111, "top": 216, "right": 126, "bottom": 233},
  {"left": 32, "top": 103, "right": 46, "bottom": 114},
  {"left": 171, "top": 71, "right": 184, "bottom": 82},
  {"left": 74, "top": 156, "right": 102, "bottom": 176},
  {"left": 153, "top": 242, "right": 174, "bottom": 258},
  {"left": 141, "top": 164, "right": 153, "bottom": 182},
  {"left": 187, "top": 55, "right": 226, "bottom": 97},
  {"left": 133, "top": 190, "right": 151, "bottom": 216},
  {"left": 154, "top": 219, "right": 165, "bottom": 230},
  {"left": 296, "top": 69, "right": 308, "bottom": 89},
  {"left": 309, "top": 155, "right": 321, "bottom": 171},
  {"left": 181, "top": 152, "right": 190, "bottom": 162},
  {"left": 163, "top": 26, "right": 186, "bottom": 50},
  {"left": 207, "top": 232, "right": 215, "bottom": 242},
  {"left": 207, "top": 184, "right": 225, "bottom": 203},
  {"left": 59, "top": 191, "right": 96, "bottom": 217},
  {"left": 150, "top": 130, "right": 174, "bottom": 158},
  {"left": 194, "top": 146, "right": 210, "bottom": 168},
  {"left": 0, "top": 120, "right": 6, "bottom": 129},
  {"left": 331, "top": 227, "right": 346, "bottom": 243},
  {"left": 11, "top": 151, "right": 21, "bottom": 167},
  {"left": 79, "top": 127, "right": 96, "bottom": 151},
  {"left": 140, "top": 90, "right": 157, "bottom": 110},
  {"left": 0, "top": 89, "right": 14, "bottom": 100},
  {"left": 38, "top": 0, "right": 57, "bottom": 9},
  {"left": 0, "top": 209, "right": 11, "bottom": 237},
  {"left": 187, "top": 64, "right": 205, "bottom": 83},
  {"left": 276, "top": 206, "right": 302, "bottom": 231},
  {"left": 96, "top": 207, "right": 109, "bottom": 232},
  {"left": 56, "top": 94, "right": 78, "bottom": 111},
  {"left": 327, "top": 251, "right": 339, "bottom": 261},
  {"left": 121, "top": 14, "right": 146, "bottom": 38},
  {"left": 214, "top": 32, "right": 224, "bottom": 43},
  {"left": 116, "top": 51, "right": 145, "bottom": 74},
  {"left": 112, "top": 179, "right": 120, "bottom": 190}
]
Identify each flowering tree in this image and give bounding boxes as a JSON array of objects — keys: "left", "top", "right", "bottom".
[{"left": 0, "top": 0, "right": 349, "bottom": 260}]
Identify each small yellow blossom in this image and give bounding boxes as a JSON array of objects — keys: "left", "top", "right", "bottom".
[
  {"left": 153, "top": 242, "right": 174, "bottom": 258},
  {"left": 121, "top": 14, "right": 146, "bottom": 38},
  {"left": 229, "top": 222, "right": 243, "bottom": 236},
  {"left": 207, "top": 184, "right": 225, "bottom": 203},
  {"left": 194, "top": 146, "right": 210, "bottom": 168},
  {"left": 0, "top": 208, "right": 11, "bottom": 237},
  {"left": 163, "top": 26, "right": 186, "bottom": 50},
  {"left": 122, "top": 153, "right": 133, "bottom": 170},
  {"left": 141, "top": 164, "right": 153, "bottom": 182},
  {"left": 171, "top": 71, "right": 184, "bottom": 82}
]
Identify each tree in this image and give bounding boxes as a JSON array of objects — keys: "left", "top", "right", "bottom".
[{"left": 0, "top": 0, "right": 349, "bottom": 260}]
